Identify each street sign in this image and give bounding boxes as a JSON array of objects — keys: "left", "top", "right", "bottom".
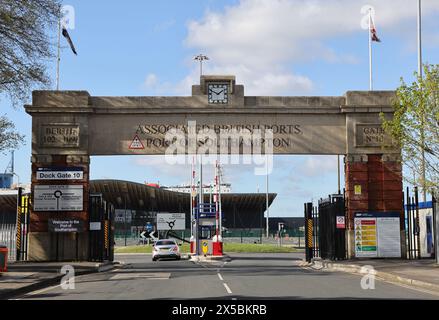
[
  {"left": 140, "top": 231, "right": 147, "bottom": 239},
  {"left": 149, "top": 231, "right": 158, "bottom": 241},
  {"left": 146, "top": 222, "right": 153, "bottom": 232},
  {"left": 157, "top": 213, "right": 185, "bottom": 230},
  {"left": 354, "top": 212, "right": 401, "bottom": 258},
  {"left": 129, "top": 135, "right": 145, "bottom": 150},
  {"left": 89, "top": 222, "right": 101, "bottom": 231},
  {"left": 36, "top": 167, "right": 84, "bottom": 180},
  {"left": 33, "top": 185, "right": 83, "bottom": 211},
  {"left": 48, "top": 219, "right": 84, "bottom": 233},
  {"left": 336, "top": 216, "right": 346, "bottom": 229},
  {"left": 202, "top": 241, "right": 209, "bottom": 255}
]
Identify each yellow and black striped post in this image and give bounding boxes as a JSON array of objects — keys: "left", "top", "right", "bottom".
[
  {"left": 16, "top": 187, "right": 23, "bottom": 261},
  {"left": 304, "top": 202, "right": 313, "bottom": 262},
  {"left": 104, "top": 220, "right": 109, "bottom": 251}
]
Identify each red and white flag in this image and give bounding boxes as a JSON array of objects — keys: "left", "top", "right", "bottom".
[{"left": 370, "top": 16, "right": 381, "bottom": 42}]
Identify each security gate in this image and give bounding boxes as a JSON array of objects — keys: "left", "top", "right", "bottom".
[
  {"left": 0, "top": 189, "right": 30, "bottom": 262},
  {"left": 318, "top": 195, "right": 346, "bottom": 260},
  {"left": 89, "top": 194, "right": 115, "bottom": 262},
  {"left": 305, "top": 194, "right": 346, "bottom": 262}
]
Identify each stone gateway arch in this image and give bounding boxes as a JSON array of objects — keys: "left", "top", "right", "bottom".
[{"left": 25, "top": 75, "right": 404, "bottom": 261}]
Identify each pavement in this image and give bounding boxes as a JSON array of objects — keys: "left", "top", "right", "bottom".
[
  {"left": 306, "top": 257, "right": 439, "bottom": 294},
  {"left": 8, "top": 252, "right": 439, "bottom": 300},
  {"left": 0, "top": 260, "right": 119, "bottom": 300}
]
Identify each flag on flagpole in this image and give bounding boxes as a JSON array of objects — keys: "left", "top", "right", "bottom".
[
  {"left": 370, "top": 15, "right": 381, "bottom": 42},
  {"left": 62, "top": 27, "right": 78, "bottom": 55}
]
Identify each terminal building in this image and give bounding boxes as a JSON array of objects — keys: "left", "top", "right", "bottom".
[
  {"left": 1, "top": 179, "right": 276, "bottom": 234},
  {"left": 89, "top": 179, "right": 276, "bottom": 234}
]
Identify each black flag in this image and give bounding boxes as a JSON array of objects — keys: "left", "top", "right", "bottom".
[{"left": 62, "top": 27, "right": 77, "bottom": 55}]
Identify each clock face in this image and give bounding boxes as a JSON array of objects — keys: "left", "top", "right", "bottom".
[{"left": 208, "top": 83, "right": 228, "bottom": 104}]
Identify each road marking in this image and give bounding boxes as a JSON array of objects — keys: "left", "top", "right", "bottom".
[
  {"left": 223, "top": 283, "right": 232, "bottom": 294},
  {"left": 110, "top": 272, "right": 171, "bottom": 280},
  {"left": 12, "top": 282, "right": 63, "bottom": 300},
  {"left": 217, "top": 273, "right": 224, "bottom": 281}
]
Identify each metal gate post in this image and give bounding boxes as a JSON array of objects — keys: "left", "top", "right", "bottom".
[
  {"left": 304, "top": 202, "right": 313, "bottom": 262},
  {"left": 414, "top": 187, "right": 421, "bottom": 259},
  {"left": 433, "top": 193, "right": 438, "bottom": 264}
]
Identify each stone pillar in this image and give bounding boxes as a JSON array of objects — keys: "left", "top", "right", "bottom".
[
  {"left": 28, "top": 155, "right": 90, "bottom": 261},
  {"left": 345, "top": 154, "right": 404, "bottom": 259}
]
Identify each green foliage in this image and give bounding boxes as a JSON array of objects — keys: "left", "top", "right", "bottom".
[
  {"left": 0, "top": 115, "right": 25, "bottom": 153},
  {"left": 382, "top": 64, "right": 439, "bottom": 194},
  {"left": 0, "top": 0, "right": 61, "bottom": 105}
]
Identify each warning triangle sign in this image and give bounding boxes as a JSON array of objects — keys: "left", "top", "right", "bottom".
[{"left": 129, "top": 135, "right": 145, "bottom": 150}]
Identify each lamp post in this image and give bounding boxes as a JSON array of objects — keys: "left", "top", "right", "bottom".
[{"left": 194, "top": 54, "right": 209, "bottom": 78}]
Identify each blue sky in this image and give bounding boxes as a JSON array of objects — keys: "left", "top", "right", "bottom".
[{"left": 1, "top": 0, "right": 439, "bottom": 217}]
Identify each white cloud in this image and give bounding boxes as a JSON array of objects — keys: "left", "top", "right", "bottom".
[
  {"left": 181, "top": 0, "right": 439, "bottom": 95},
  {"left": 142, "top": 0, "right": 439, "bottom": 96},
  {"left": 141, "top": 73, "right": 176, "bottom": 96}
]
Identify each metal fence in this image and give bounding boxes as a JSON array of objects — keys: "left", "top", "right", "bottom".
[{"left": 0, "top": 222, "right": 16, "bottom": 262}]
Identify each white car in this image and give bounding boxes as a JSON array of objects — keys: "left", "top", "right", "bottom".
[{"left": 152, "top": 239, "right": 181, "bottom": 261}]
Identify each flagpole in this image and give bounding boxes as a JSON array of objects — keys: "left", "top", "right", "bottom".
[
  {"left": 368, "top": 9, "right": 373, "bottom": 91},
  {"left": 418, "top": 0, "right": 427, "bottom": 202},
  {"left": 56, "top": 14, "right": 61, "bottom": 91},
  {"left": 417, "top": 0, "right": 423, "bottom": 79}
]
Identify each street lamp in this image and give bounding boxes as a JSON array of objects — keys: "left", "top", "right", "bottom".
[{"left": 193, "top": 54, "right": 209, "bottom": 78}]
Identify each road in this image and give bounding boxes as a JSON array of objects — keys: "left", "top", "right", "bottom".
[{"left": 17, "top": 253, "right": 439, "bottom": 300}]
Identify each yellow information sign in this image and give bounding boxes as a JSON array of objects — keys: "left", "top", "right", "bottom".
[{"left": 202, "top": 241, "right": 209, "bottom": 255}]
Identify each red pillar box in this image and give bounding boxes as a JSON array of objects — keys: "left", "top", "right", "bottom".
[
  {"left": 212, "top": 235, "right": 223, "bottom": 256},
  {"left": 0, "top": 246, "right": 8, "bottom": 272}
]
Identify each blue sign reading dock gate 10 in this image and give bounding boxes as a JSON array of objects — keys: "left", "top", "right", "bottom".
[{"left": 36, "top": 167, "right": 84, "bottom": 180}]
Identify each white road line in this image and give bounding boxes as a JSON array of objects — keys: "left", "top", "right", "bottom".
[
  {"left": 223, "top": 283, "right": 232, "bottom": 294},
  {"left": 12, "top": 283, "right": 62, "bottom": 300},
  {"left": 217, "top": 273, "right": 224, "bottom": 281}
]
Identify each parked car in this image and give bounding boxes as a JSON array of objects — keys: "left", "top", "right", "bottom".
[{"left": 152, "top": 239, "right": 181, "bottom": 261}]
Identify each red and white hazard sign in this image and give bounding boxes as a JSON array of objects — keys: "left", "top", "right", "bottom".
[
  {"left": 129, "top": 135, "right": 145, "bottom": 150},
  {"left": 336, "top": 216, "right": 346, "bottom": 229}
]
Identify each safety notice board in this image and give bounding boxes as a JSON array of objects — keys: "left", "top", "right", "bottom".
[{"left": 354, "top": 212, "right": 401, "bottom": 258}]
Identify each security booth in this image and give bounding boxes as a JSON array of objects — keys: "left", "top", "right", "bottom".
[{"left": 192, "top": 203, "right": 223, "bottom": 256}]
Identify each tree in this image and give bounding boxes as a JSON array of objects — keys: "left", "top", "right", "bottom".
[
  {"left": 0, "top": 0, "right": 61, "bottom": 104},
  {"left": 0, "top": 115, "right": 24, "bottom": 153},
  {"left": 382, "top": 64, "right": 439, "bottom": 196}
]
